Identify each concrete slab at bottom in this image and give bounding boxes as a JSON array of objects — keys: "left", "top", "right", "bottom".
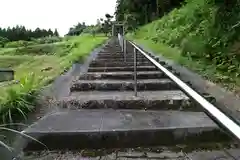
[
  {"left": 20, "top": 110, "right": 229, "bottom": 151},
  {"left": 187, "top": 150, "right": 233, "bottom": 160},
  {"left": 22, "top": 148, "right": 240, "bottom": 160}
]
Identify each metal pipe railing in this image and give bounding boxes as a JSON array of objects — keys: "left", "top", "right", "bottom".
[
  {"left": 118, "top": 35, "right": 138, "bottom": 96},
  {"left": 127, "top": 40, "right": 240, "bottom": 141},
  {"left": 133, "top": 47, "right": 137, "bottom": 96},
  {"left": 124, "top": 39, "right": 127, "bottom": 62}
]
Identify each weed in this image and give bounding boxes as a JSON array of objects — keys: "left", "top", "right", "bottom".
[
  {"left": 0, "top": 34, "right": 107, "bottom": 123},
  {"left": 129, "top": 0, "right": 240, "bottom": 93},
  {"left": 0, "top": 34, "right": 107, "bottom": 157},
  {"left": 0, "top": 73, "right": 38, "bottom": 123}
]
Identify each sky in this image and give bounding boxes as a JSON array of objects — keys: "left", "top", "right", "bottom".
[{"left": 0, "top": 0, "right": 117, "bottom": 36}]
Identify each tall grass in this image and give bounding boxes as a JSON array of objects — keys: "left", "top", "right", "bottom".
[
  {"left": 0, "top": 34, "right": 107, "bottom": 123},
  {"left": 0, "top": 34, "right": 107, "bottom": 154},
  {"left": 130, "top": 0, "right": 240, "bottom": 91},
  {"left": 0, "top": 73, "right": 39, "bottom": 123}
]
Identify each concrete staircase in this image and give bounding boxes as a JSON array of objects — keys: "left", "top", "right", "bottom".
[{"left": 22, "top": 39, "right": 231, "bottom": 154}]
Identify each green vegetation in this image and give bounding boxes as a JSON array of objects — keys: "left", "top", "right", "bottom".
[
  {"left": 120, "top": 0, "right": 240, "bottom": 94},
  {"left": 115, "top": 0, "right": 184, "bottom": 31},
  {"left": 0, "top": 34, "right": 107, "bottom": 123},
  {"left": 67, "top": 14, "right": 114, "bottom": 37},
  {"left": 1, "top": 37, "right": 62, "bottom": 49},
  {"left": 0, "top": 26, "right": 60, "bottom": 47}
]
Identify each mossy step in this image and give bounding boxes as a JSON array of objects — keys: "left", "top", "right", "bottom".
[
  {"left": 70, "top": 79, "right": 178, "bottom": 91},
  {"left": 79, "top": 71, "right": 169, "bottom": 80}
]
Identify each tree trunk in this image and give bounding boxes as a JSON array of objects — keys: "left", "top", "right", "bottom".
[{"left": 156, "top": 0, "right": 159, "bottom": 18}]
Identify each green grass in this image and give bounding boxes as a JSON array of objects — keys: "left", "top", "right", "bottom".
[
  {"left": 129, "top": 0, "right": 240, "bottom": 94},
  {"left": 0, "top": 48, "right": 17, "bottom": 55},
  {"left": 131, "top": 38, "right": 240, "bottom": 94},
  {"left": 0, "top": 34, "right": 107, "bottom": 123}
]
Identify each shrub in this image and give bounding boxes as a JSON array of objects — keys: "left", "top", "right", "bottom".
[
  {"left": 0, "top": 73, "right": 40, "bottom": 123},
  {"left": 31, "top": 36, "right": 62, "bottom": 44},
  {"left": 5, "top": 41, "right": 36, "bottom": 48},
  {"left": 133, "top": 0, "right": 240, "bottom": 75}
]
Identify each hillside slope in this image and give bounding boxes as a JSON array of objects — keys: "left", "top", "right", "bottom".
[
  {"left": 129, "top": 0, "right": 240, "bottom": 94},
  {"left": 0, "top": 35, "right": 107, "bottom": 123}
]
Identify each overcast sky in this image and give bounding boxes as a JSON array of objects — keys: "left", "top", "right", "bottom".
[{"left": 0, "top": 0, "right": 116, "bottom": 36}]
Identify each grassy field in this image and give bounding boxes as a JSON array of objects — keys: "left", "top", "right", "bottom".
[
  {"left": 128, "top": 0, "right": 240, "bottom": 95},
  {"left": 0, "top": 34, "right": 107, "bottom": 123}
]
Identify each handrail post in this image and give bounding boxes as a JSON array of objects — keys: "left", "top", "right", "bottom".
[
  {"left": 124, "top": 39, "right": 126, "bottom": 62},
  {"left": 134, "top": 47, "right": 137, "bottom": 97}
]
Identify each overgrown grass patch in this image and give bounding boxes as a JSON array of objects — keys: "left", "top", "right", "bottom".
[
  {"left": 129, "top": 0, "right": 240, "bottom": 95},
  {"left": 0, "top": 55, "right": 34, "bottom": 68},
  {"left": 0, "top": 34, "right": 107, "bottom": 123},
  {"left": 133, "top": 38, "right": 240, "bottom": 93},
  {"left": 0, "top": 48, "right": 17, "bottom": 55}
]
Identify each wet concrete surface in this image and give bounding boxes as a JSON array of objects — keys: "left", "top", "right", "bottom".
[
  {"left": 22, "top": 110, "right": 228, "bottom": 150},
  {"left": 24, "top": 110, "right": 217, "bottom": 132}
]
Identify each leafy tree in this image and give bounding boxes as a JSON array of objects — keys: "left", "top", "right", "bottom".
[
  {"left": 53, "top": 29, "right": 59, "bottom": 37},
  {"left": 115, "top": 0, "right": 184, "bottom": 31},
  {"left": 66, "top": 22, "right": 87, "bottom": 36},
  {"left": 47, "top": 29, "right": 54, "bottom": 36},
  {"left": 0, "top": 25, "right": 56, "bottom": 42},
  {"left": 100, "top": 13, "right": 114, "bottom": 36},
  {"left": 0, "top": 36, "right": 9, "bottom": 47}
]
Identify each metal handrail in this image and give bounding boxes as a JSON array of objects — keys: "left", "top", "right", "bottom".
[{"left": 126, "top": 40, "right": 240, "bottom": 141}]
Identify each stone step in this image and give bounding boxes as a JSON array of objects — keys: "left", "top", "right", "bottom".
[
  {"left": 79, "top": 71, "right": 168, "bottom": 80},
  {"left": 88, "top": 66, "right": 158, "bottom": 72},
  {"left": 92, "top": 60, "right": 150, "bottom": 64},
  {"left": 70, "top": 79, "right": 179, "bottom": 91},
  {"left": 90, "top": 62, "right": 173, "bottom": 71},
  {"left": 101, "top": 46, "right": 121, "bottom": 49},
  {"left": 99, "top": 51, "right": 123, "bottom": 54},
  {"left": 97, "top": 53, "right": 144, "bottom": 57},
  {"left": 22, "top": 110, "right": 228, "bottom": 151},
  {"left": 94, "top": 58, "right": 150, "bottom": 63},
  {"left": 89, "top": 62, "right": 153, "bottom": 67},
  {"left": 97, "top": 53, "right": 141, "bottom": 56},
  {"left": 58, "top": 90, "right": 204, "bottom": 111},
  {"left": 97, "top": 54, "right": 145, "bottom": 59},
  {"left": 95, "top": 58, "right": 149, "bottom": 62},
  {"left": 22, "top": 148, "right": 240, "bottom": 160}
]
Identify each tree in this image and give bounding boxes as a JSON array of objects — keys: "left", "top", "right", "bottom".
[
  {"left": 47, "top": 29, "right": 54, "bottom": 36},
  {"left": 0, "top": 36, "right": 9, "bottom": 47},
  {"left": 53, "top": 29, "right": 59, "bottom": 37},
  {"left": 114, "top": 0, "right": 184, "bottom": 31},
  {"left": 105, "top": 13, "right": 114, "bottom": 19},
  {"left": 66, "top": 22, "right": 88, "bottom": 36},
  {"left": 99, "top": 13, "right": 114, "bottom": 36},
  {"left": 0, "top": 26, "right": 55, "bottom": 42}
]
